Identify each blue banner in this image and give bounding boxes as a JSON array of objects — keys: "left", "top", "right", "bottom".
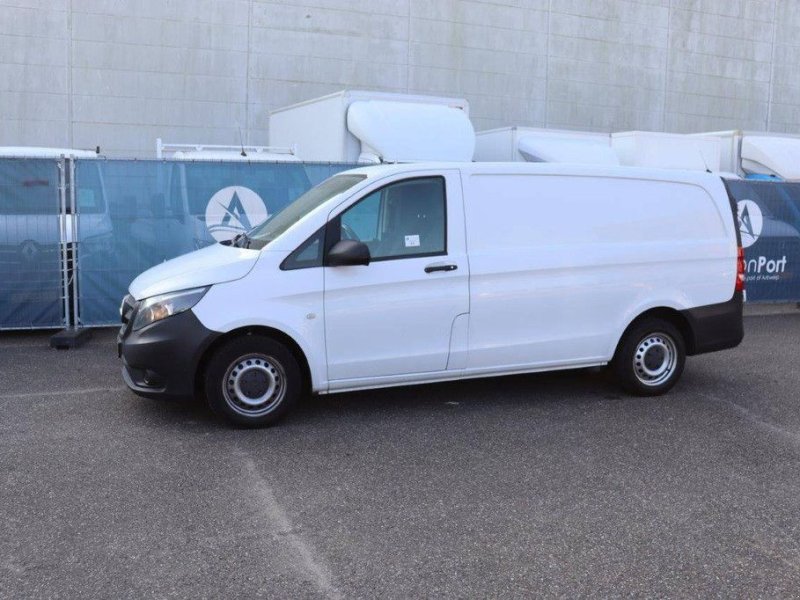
[
  {"left": 726, "top": 180, "right": 800, "bottom": 302},
  {"left": 76, "top": 160, "right": 356, "bottom": 326},
  {"left": 0, "top": 158, "right": 64, "bottom": 329}
]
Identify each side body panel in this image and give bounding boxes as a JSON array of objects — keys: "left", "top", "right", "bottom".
[
  {"left": 323, "top": 169, "right": 470, "bottom": 385},
  {"left": 462, "top": 172, "right": 737, "bottom": 371},
  {"left": 192, "top": 252, "right": 328, "bottom": 392}
]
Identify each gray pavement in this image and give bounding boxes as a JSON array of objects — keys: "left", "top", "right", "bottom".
[{"left": 2, "top": 312, "right": 800, "bottom": 598}]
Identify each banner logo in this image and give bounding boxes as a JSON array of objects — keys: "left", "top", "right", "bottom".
[
  {"left": 737, "top": 200, "right": 763, "bottom": 249},
  {"left": 205, "top": 186, "right": 268, "bottom": 242}
]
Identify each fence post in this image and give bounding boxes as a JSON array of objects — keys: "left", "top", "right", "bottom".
[
  {"left": 57, "top": 156, "right": 71, "bottom": 329},
  {"left": 69, "top": 157, "right": 80, "bottom": 327},
  {"left": 49, "top": 155, "right": 92, "bottom": 349}
]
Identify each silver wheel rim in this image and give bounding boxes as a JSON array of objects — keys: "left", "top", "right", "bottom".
[
  {"left": 632, "top": 332, "right": 678, "bottom": 387},
  {"left": 222, "top": 353, "right": 287, "bottom": 417}
]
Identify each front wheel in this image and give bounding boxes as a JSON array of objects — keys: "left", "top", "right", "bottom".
[
  {"left": 204, "top": 335, "right": 303, "bottom": 427},
  {"left": 611, "top": 318, "right": 686, "bottom": 396}
]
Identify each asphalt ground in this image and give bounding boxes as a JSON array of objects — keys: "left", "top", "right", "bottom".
[{"left": 2, "top": 311, "right": 800, "bottom": 598}]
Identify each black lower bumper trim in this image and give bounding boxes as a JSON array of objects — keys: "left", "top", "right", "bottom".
[
  {"left": 118, "top": 309, "right": 220, "bottom": 399},
  {"left": 681, "top": 290, "right": 744, "bottom": 355}
]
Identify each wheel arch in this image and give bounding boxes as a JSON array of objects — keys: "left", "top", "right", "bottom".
[
  {"left": 194, "top": 325, "right": 314, "bottom": 399},
  {"left": 612, "top": 306, "right": 696, "bottom": 360}
]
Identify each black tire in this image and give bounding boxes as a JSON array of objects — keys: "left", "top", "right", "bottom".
[
  {"left": 204, "top": 335, "right": 303, "bottom": 427},
  {"left": 611, "top": 318, "right": 686, "bottom": 396}
]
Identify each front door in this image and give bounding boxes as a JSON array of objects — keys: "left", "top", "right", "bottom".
[{"left": 323, "top": 171, "right": 468, "bottom": 383}]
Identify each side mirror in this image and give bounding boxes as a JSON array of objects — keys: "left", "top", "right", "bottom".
[{"left": 327, "top": 240, "right": 370, "bottom": 267}]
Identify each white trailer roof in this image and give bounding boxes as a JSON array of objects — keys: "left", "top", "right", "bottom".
[
  {"left": 346, "top": 100, "right": 475, "bottom": 163},
  {"left": 270, "top": 90, "right": 470, "bottom": 116},
  {"left": 741, "top": 136, "right": 800, "bottom": 181},
  {"left": 612, "top": 131, "right": 721, "bottom": 172},
  {"left": 517, "top": 135, "right": 619, "bottom": 165}
]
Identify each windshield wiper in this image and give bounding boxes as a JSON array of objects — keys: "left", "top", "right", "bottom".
[{"left": 227, "top": 232, "right": 252, "bottom": 248}]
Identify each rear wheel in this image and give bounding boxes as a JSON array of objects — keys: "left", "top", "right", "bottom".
[
  {"left": 204, "top": 335, "right": 302, "bottom": 427},
  {"left": 612, "top": 318, "right": 686, "bottom": 396}
]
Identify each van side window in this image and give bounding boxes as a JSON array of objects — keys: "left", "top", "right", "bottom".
[
  {"left": 75, "top": 164, "right": 105, "bottom": 214},
  {"left": 281, "top": 226, "right": 324, "bottom": 270},
  {"left": 337, "top": 177, "right": 446, "bottom": 261},
  {"left": 168, "top": 166, "right": 184, "bottom": 218}
]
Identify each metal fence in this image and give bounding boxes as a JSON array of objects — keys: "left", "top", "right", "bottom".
[
  {"left": 726, "top": 180, "right": 800, "bottom": 302},
  {"left": 0, "top": 158, "right": 66, "bottom": 329},
  {"left": 74, "top": 160, "right": 354, "bottom": 326},
  {"left": 3, "top": 160, "right": 800, "bottom": 331}
]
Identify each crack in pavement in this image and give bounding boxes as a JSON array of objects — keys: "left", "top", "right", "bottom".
[
  {"left": 242, "top": 456, "right": 343, "bottom": 600},
  {"left": 706, "top": 391, "right": 800, "bottom": 451}
]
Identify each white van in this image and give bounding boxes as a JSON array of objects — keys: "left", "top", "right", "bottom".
[
  {"left": 118, "top": 162, "right": 745, "bottom": 426},
  {"left": 149, "top": 141, "right": 302, "bottom": 252},
  {"left": 0, "top": 147, "right": 111, "bottom": 263}
]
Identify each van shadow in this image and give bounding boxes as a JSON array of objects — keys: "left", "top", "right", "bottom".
[
  {"left": 132, "top": 367, "right": 626, "bottom": 430},
  {"left": 128, "top": 369, "right": 625, "bottom": 429},
  {"left": 291, "top": 368, "right": 623, "bottom": 423}
]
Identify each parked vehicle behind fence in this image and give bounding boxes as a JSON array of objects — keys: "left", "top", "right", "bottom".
[
  {"left": 0, "top": 148, "right": 111, "bottom": 328},
  {"left": 118, "top": 162, "right": 744, "bottom": 426}
]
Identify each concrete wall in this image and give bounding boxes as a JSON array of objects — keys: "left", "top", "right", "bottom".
[{"left": 1, "top": 0, "right": 799, "bottom": 157}]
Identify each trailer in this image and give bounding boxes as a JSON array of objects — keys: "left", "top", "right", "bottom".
[
  {"left": 611, "top": 131, "right": 722, "bottom": 172},
  {"left": 268, "top": 90, "right": 475, "bottom": 163},
  {"left": 474, "top": 126, "right": 619, "bottom": 165},
  {"left": 698, "top": 131, "right": 800, "bottom": 181}
]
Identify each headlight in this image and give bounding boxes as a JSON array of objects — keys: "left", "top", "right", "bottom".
[
  {"left": 120, "top": 293, "right": 134, "bottom": 318},
  {"left": 132, "top": 287, "right": 209, "bottom": 331},
  {"left": 119, "top": 294, "right": 129, "bottom": 317}
]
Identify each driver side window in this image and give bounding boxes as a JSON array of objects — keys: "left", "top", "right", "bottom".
[{"left": 338, "top": 177, "right": 446, "bottom": 261}]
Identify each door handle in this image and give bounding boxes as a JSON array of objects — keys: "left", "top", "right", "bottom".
[{"left": 425, "top": 263, "right": 458, "bottom": 274}]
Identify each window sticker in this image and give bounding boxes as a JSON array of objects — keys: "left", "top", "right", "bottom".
[{"left": 404, "top": 234, "right": 420, "bottom": 248}]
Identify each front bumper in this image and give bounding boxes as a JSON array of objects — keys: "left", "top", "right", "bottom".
[{"left": 118, "top": 308, "right": 220, "bottom": 399}]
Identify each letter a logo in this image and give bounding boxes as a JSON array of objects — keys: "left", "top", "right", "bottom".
[
  {"left": 737, "top": 199, "right": 763, "bottom": 249},
  {"left": 205, "top": 186, "right": 269, "bottom": 242},
  {"left": 220, "top": 191, "right": 251, "bottom": 230}
]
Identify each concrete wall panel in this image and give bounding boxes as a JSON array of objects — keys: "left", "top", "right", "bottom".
[{"left": 0, "top": 0, "right": 798, "bottom": 156}]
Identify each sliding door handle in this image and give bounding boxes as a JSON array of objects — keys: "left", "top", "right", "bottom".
[{"left": 425, "top": 264, "right": 458, "bottom": 274}]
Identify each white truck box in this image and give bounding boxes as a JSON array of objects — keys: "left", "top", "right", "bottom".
[
  {"left": 612, "top": 131, "right": 722, "bottom": 172},
  {"left": 474, "top": 126, "right": 619, "bottom": 165},
  {"left": 699, "top": 131, "right": 800, "bottom": 181},
  {"left": 268, "top": 90, "right": 474, "bottom": 163}
]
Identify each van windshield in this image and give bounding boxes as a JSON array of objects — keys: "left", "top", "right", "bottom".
[{"left": 241, "top": 174, "right": 366, "bottom": 250}]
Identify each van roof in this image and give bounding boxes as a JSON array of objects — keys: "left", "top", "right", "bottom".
[
  {"left": 169, "top": 150, "right": 301, "bottom": 162},
  {"left": 0, "top": 147, "right": 99, "bottom": 159},
  {"left": 340, "top": 161, "right": 724, "bottom": 187}
]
